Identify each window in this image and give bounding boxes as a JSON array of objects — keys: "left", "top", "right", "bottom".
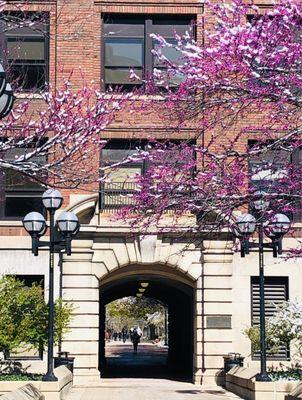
[
  {"left": 100, "top": 139, "right": 194, "bottom": 210},
  {"left": 103, "top": 14, "right": 194, "bottom": 90},
  {"left": 249, "top": 141, "right": 302, "bottom": 221},
  {"left": 0, "top": 146, "right": 45, "bottom": 219},
  {"left": 251, "top": 276, "right": 289, "bottom": 359},
  {"left": 100, "top": 139, "right": 146, "bottom": 209},
  {"left": 0, "top": 12, "right": 49, "bottom": 92}
]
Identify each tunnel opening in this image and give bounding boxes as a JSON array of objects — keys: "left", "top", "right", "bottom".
[{"left": 99, "top": 265, "right": 194, "bottom": 382}]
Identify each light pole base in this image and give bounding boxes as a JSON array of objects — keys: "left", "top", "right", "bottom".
[
  {"left": 255, "top": 372, "right": 271, "bottom": 382},
  {"left": 42, "top": 371, "right": 58, "bottom": 382}
]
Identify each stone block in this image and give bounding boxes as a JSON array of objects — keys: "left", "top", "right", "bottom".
[
  {"left": 187, "top": 263, "right": 202, "bottom": 280},
  {"left": 204, "top": 342, "right": 233, "bottom": 355},
  {"left": 203, "top": 263, "right": 233, "bottom": 275},
  {"left": 203, "top": 289, "right": 232, "bottom": 302},
  {"left": 92, "top": 249, "right": 119, "bottom": 271},
  {"left": 92, "top": 262, "right": 109, "bottom": 279},
  {"left": 62, "top": 275, "right": 99, "bottom": 288},
  {"left": 203, "top": 302, "right": 232, "bottom": 314},
  {"left": 203, "top": 329, "right": 233, "bottom": 342},
  {"left": 203, "top": 276, "right": 232, "bottom": 289},
  {"left": 62, "top": 262, "right": 93, "bottom": 275},
  {"left": 63, "top": 327, "right": 99, "bottom": 341},
  {"left": 63, "top": 288, "right": 99, "bottom": 301},
  {"left": 69, "top": 301, "right": 99, "bottom": 315},
  {"left": 125, "top": 240, "right": 138, "bottom": 264},
  {"left": 1, "top": 384, "right": 44, "bottom": 400},
  {"left": 61, "top": 341, "right": 99, "bottom": 355},
  {"left": 69, "top": 314, "right": 99, "bottom": 328}
]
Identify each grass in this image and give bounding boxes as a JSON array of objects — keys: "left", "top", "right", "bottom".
[{"left": 0, "top": 373, "right": 43, "bottom": 381}]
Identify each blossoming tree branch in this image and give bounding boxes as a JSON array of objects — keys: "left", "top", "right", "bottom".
[{"left": 117, "top": 0, "right": 302, "bottom": 255}]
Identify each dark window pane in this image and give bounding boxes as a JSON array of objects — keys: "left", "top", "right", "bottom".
[
  {"left": 8, "top": 64, "right": 46, "bottom": 91},
  {"left": 7, "top": 38, "right": 45, "bottom": 61},
  {"left": 5, "top": 195, "right": 43, "bottom": 217},
  {"left": 102, "top": 148, "right": 141, "bottom": 164},
  {"left": 153, "top": 39, "right": 182, "bottom": 67},
  {"left": 105, "top": 68, "right": 142, "bottom": 85},
  {"left": 152, "top": 16, "right": 194, "bottom": 37},
  {"left": 105, "top": 38, "right": 143, "bottom": 67},
  {"left": 5, "top": 170, "right": 42, "bottom": 190}
]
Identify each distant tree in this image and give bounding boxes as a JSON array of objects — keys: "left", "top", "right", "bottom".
[{"left": 107, "top": 297, "right": 165, "bottom": 331}]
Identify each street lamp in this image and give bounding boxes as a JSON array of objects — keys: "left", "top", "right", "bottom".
[
  {"left": 233, "top": 201, "right": 290, "bottom": 382},
  {"left": 23, "top": 188, "right": 80, "bottom": 381}
]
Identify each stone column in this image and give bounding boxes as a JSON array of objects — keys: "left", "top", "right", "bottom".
[
  {"left": 61, "top": 241, "right": 101, "bottom": 385},
  {"left": 198, "top": 240, "right": 234, "bottom": 385}
]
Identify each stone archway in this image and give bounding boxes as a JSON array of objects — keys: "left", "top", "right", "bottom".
[
  {"left": 98, "top": 264, "right": 195, "bottom": 381},
  {"left": 60, "top": 233, "right": 204, "bottom": 385}
]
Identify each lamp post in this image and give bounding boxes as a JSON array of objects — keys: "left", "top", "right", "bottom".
[
  {"left": 23, "top": 188, "right": 80, "bottom": 382},
  {"left": 0, "top": 63, "right": 14, "bottom": 118},
  {"left": 233, "top": 200, "right": 290, "bottom": 382}
]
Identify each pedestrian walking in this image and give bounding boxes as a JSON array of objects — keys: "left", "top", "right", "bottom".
[{"left": 132, "top": 327, "right": 141, "bottom": 354}]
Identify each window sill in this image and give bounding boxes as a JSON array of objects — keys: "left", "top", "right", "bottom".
[
  {"left": 0, "top": 220, "right": 23, "bottom": 226},
  {"left": 103, "top": 93, "right": 166, "bottom": 101},
  {"left": 15, "top": 92, "right": 44, "bottom": 100}
]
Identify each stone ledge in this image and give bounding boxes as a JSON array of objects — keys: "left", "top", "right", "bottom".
[
  {"left": 286, "top": 382, "right": 302, "bottom": 399},
  {"left": 0, "top": 366, "right": 72, "bottom": 400},
  {"left": 226, "top": 366, "right": 301, "bottom": 400}
]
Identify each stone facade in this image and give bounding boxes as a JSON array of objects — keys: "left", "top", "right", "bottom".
[{"left": 1, "top": 198, "right": 301, "bottom": 385}]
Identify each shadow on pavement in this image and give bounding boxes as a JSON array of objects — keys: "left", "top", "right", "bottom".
[{"left": 102, "top": 343, "right": 191, "bottom": 382}]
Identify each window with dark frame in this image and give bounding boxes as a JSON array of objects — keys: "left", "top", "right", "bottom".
[
  {"left": 0, "top": 145, "right": 46, "bottom": 220},
  {"left": 100, "top": 139, "right": 146, "bottom": 210},
  {"left": 248, "top": 141, "right": 302, "bottom": 222},
  {"left": 102, "top": 14, "right": 194, "bottom": 90},
  {"left": 100, "top": 139, "right": 195, "bottom": 210},
  {"left": 5, "top": 274, "right": 44, "bottom": 360},
  {"left": 251, "top": 276, "right": 289, "bottom": 360},
  {"left": 0, "top": 12, "right": 49, "bottom": 92}
]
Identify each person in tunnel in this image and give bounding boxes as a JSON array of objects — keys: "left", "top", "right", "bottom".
[{"left": 132, "top": 327, "right": 142, "bottom": 354}]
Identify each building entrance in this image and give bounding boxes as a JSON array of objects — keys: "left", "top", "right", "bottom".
[{"left": 98, "top": 265, "right": 194, "bottom": 381}]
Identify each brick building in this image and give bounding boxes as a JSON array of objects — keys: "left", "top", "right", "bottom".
[{"left": 0, "top": 0, "right": 301, "bottom": 387}]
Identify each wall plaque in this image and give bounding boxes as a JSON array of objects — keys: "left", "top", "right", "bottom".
[{"left": 206, "top": 315, "right": 232, "bottom": 329}]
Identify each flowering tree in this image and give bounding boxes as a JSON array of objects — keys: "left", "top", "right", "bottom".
[
  {"left": 0, "top": 82, "right": 125, "bottom": 189},
  {"left": 0, "top": 3, "right": 127, "bottom": 191},
  {"left": 116, "top": 0, "right": 302, "bottom": 255},
  {"left": 245, "top": 300, "right": 302, "bottom": 362}
]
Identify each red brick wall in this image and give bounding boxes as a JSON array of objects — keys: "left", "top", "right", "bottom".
[{"left": 0, "top": 0, "right": 277, "bottom": 236}]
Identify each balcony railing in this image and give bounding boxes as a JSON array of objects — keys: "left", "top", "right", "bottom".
[{"left": 100, "top": 182, "right": 137, "bottom": 210}]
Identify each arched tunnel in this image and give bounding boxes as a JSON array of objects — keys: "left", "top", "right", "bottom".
[{"left": 98, "top": 265, "right": 195, "bottom": 381}]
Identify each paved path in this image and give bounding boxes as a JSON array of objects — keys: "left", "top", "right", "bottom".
[
  {"left": 67, "top": 379, "right": 242, "bottom": 400},
  {"left": 67, "top": 343, "right": 242, "bottom": 399},
  {"left": 103, "top": 342, "right": 170, "bottom": 378}
]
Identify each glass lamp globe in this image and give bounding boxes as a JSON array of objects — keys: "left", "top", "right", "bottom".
[
  {"left": 0, "top": 83, "right": 14, "bottom": 119},
  {"left": 267, "top": 213, "right": 291, "bottom": 237},
  {"left": 0, "top": 64, "right": 6, "bottom": 97},
  {"left": 23, "top": 212, "right": 46, "bottom": 235},
  {"left": 136, "top": 293, "right": 143, "bottom": 298},
  {"left": 57, "top": 212, "right": 79, "bottom": 235},
  {"left": 42, "top": 189, "right": 63, "bottom": 210},
  {"left": 140, "top": 282, "right": 149, "bottom": 288},
  {"left": 235, "top": 213, "right": 257, "bottom": 236},
  {"left": 138, "top": 288, "right": 145, "bottom": 293}
]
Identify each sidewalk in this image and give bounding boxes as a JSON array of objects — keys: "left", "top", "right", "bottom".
[{"left": 67, "top": 379, "right": 243, "bottom": 400}]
